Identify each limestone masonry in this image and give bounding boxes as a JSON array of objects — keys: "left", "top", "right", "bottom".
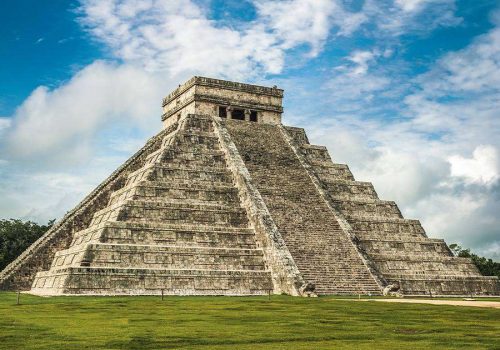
[{"left": 1, "top": 77, "right": 498, "bottom": 296}]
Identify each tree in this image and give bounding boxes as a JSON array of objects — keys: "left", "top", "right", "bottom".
[
  {"left": 0, "top": 219, "right": 55, "bottom": 271},
  {"left": 449, "top": 244, "right": 500, "bottom": 279}
]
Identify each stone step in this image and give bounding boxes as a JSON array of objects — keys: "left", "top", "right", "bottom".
[
  {"left": 283, "top": 126, "right": 309, "bottom": 145},
  {"left": 338, "top": 199, "right": 403, "bottom": 220},
  {"left": 93, "top": 197, "right": 245, "bottom": 222},
  {"left": 323, "top": 179, "right": 378, "bottom": 201},
  {"left": 371, "top": 253, "right": 471, "bottom": 263},
  {"left": 109, "top": 180, "right": 239, "bottom": 206},
  {"left": 146, "top": 148, "right": 225, "bottom": 164},
  {"left": 90, "top": 199, "right": 249, "bottom": 228},
  {"left": 373, "top": 255, "right": 479, "bottom": 275},
  {"left": 164, "top": 130, "right": 220, "bottom": 150},
  {"left": 356, "top": 232, "right": 440, "bottom": 242},
  {"left": 311, "top": 163, "right": 355, "bottom": 181},
  {"left": 359, "top": 239, "right": 450, "bottom": 256},
  {"left": 70, "top": 221, "right": 257, "bottom": 250},
  {"left": 177, "top": 129, "right": 219, "bottom": 140},
  {"left": 163, "top": 149, "right": 225, "bottom": 159},
  {"left": 385, "top": 274, "right": 499, "bottom": 295},
  {"left": 126, "top": 164, "right": 233, "bottom": 186},
  {"left": 51, "top": 244, "right": 267, "bottom": 271},
  {"left": 30, "top": 267, "right": 273, "bottom": 296},
  {"left": 160, "top": 157, "right": 226, "bottom": 170},
  {"left": 349, "top": 217, "right": 426, "bottom": 236},
  {"left": 183, "top": 115, "right": 215, "bottom": 133},
  {"left": 121, "top": 198, "right": 244, "bottom": 210},
  {"left": 299, "top": 144, "right": 332, "bottom": 163},
  {"left": 314, "top": 287, "right": 381, "bottom": 296}
]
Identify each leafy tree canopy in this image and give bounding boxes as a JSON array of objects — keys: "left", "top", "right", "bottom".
[
  {"left": 449, "top": 244, "right": 500, "bottom": 279},
  {"left": 0, "top": 219, "right": 54, "bottom": 271}
]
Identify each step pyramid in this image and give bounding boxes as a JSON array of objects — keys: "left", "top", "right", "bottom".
[
  {"left": 28, "top": 116, "right": 274, "bottom": 295},
  {"left": 0, "top": 76, "right": 498, "bottom": 296}
]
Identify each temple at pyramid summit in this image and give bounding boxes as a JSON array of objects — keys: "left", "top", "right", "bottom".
[{"left": 1, "top": 77, "right": 498, "bottom": 296}]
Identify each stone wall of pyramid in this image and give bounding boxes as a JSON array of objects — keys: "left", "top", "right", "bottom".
[
  {"left": 279, "top": 125, "right": 499, "bottom": 295},
  {"left": 1, "top": 113, "right": 499, "bottom": 296},
  {"left": 0, "top": 126, "right": 170, "bottom": 291},
  {"left": 28, "top": 115, "right": 278, "bottom": 295}
]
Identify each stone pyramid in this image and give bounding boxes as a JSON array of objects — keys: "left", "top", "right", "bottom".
[{"left": 1, "top": 77, "right": 498, "bottom": 296}]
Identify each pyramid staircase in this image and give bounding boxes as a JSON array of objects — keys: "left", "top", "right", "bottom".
[
  {"left": 30, "top": 115, "right": 273, "bottom": 295},
  {"left": 284, "top": 126, "right": 499, "bottom": 296},
  {"left": 224, "top": 120, "right": 383, "bottom": 295}
]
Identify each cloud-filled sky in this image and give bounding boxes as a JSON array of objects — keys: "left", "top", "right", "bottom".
[{"left": 0, "top": 0, "right": 499, "bottom": 260}]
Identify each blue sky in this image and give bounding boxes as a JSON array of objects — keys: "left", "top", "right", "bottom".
[{"left": 1, "top": 0, "right": 499, "bottom": 260}]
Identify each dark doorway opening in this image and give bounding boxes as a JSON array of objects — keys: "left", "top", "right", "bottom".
[
  {"left": 219, "top": 106, "right": 227, "bottom": 118},
  {"left": 250, "top": 110, "right": 258, "bottom": 122},
  {"left": 232, "top": 109, "right": 245, "bottom": 120}
]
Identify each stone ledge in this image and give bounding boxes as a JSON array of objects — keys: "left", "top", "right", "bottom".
[{"left": 162, "top": 76, "right": 283, "bottom": 107}]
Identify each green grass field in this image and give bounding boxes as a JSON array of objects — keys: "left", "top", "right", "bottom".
[{"left": 0, "top": 293, "right": 498, "bottom": 350}]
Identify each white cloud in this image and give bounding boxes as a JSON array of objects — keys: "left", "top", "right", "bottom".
[
  {"left": 406, "top": 191, "right": 486, "bottom": 242},
  {"left": 424, "top": 27, "right": 500, "bottom": 93},
  {"left": 0, "top": 117, "right": 11, "bottom": 131},
  {"left": 364, "top": 0, "right": 461, "bottom": 35},
  {"left": 80, "top": 0, "right": 453, "bottom": 78},
  {"left": 300, "top": 13, "right": 500, "bottom": 259},
  {"left": 347, "top": 50, "right": 376, "bottom": 75},
  {"left": 325, "top": 49, "right": 392, "bottom": 112},
  {"left": 395, "top": 0, "right": 434, "bottom": 12},
  {"left": 79, "top": 0, "right": 284, "bottom": 77},
  {"left": 404, "top": 20, "right": 500, "bottom": 147},
  {"left": 449, "top": 145, "right": 500, "bottom": 185},
  {"left": 254, "top": 0, "right": 366, "bottom": 56},
  {"left": 3, "top": 61, "right": 165, "bottom": 159}
]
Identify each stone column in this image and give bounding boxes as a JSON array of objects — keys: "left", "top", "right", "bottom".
[
  {"left": 227, "top": 106, "right": 233, "bottom": 119},
  {"left": 244, "top": 109, "right": 250, "bottom": 121}
]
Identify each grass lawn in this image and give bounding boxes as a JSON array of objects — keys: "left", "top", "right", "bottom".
[{"left": 0, "top": 292, "right": 498, "bottom": 349}]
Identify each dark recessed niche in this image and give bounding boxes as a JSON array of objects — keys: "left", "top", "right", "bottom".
[
  {"left": 219, "top": 106, "right": 227, "bottom": 118},
  {"left": 232, "top": 109, "right": 245, "bottom": 120}
]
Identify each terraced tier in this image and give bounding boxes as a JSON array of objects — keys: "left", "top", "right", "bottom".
[
  {"left": 30, "top": 114, "right": 273, "bottom": 296},
  {"left": 286, "top": 125, "right": 499, "bottom": 295},
  {"left": 49, "top": 244, "right": 267, "bottom": 271},
  {"left": 71, "top": 222, "right": 258, "bottom": 249},
  {"left": 382, "top": 274, "right": 500, "bottom": 296},
  {"left": 31, "top": 268, "right": 272, "bottom": 296}
]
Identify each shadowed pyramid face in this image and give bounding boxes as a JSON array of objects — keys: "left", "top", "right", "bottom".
[
  {"left": 1, "top": 77, "right": 498, "bottom": 296},
  {"left": 161, "top": 77, "right": 284, "bottom": 129}
]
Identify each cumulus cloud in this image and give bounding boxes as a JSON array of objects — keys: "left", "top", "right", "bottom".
[
  {"left": 79, "top": 0, "right": 284, "bottom": 77},
  {"left": 347, "top": 50, "right": 378, "bottom": 75},
  {"left": 3, "top": 61, "right": 165, "bottom": 160},
  {"left": 449, "top": 145, "right": 500, "bottom": 186},
  {"left": 78, "top": 0, "right": 455, "bottom": 78},
  {"left": 254, "top": 0, "right": 367, "bottom": 56}
]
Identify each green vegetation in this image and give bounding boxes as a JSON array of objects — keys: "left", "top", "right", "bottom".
[
  {"left": 450, "top": 244, "right": 500, "bottom": 279},
  {"left": 0, "top": 293, "right": 498, "bottom": 350},
  {"left": 0, "top": 219, "right": 54, "bottom": 270}
]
